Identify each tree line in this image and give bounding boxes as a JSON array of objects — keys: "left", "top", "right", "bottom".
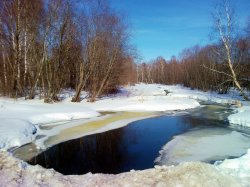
[
  {"left": 0, "top": 0, "right": 136, "bottom": 102},
  {"left": 137, "top": 0, "right": 250, "bottom": 100},
  {"left": 137, "top": 40, "right": 250, "bottom": 94},
  {"left": 0, "top": 0, "right": 249, "bottom": 102}
]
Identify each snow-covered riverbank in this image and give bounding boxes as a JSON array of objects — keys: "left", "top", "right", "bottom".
[
  {"left": 0, "top": 84, "right": 201, "bottom": 150},
  {"left": 0, "top": 83, "right": 250, "bottom": 186},
  {"left": 0, "top": 151, "right": 241, "bottom": 187},
  {"left": 0, "top": 100, "right": 100, "bottom": 150}
]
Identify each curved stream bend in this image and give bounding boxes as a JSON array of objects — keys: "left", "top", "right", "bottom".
[{"left": 14, "top": 104, "right": 250, "bottom": 175}]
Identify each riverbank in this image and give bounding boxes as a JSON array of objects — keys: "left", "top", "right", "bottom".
[
  {"left": 0, "top": 83, "right": 245, "bottom": 150},
  {"left": 0, "top": 151, "right": 241, "bottom": 187},
  {"left": 0, "top": 84, "right": 201, "bottom": 150},
  {"left": 0, "top": 83, "right": 249, "bottom": 186}
]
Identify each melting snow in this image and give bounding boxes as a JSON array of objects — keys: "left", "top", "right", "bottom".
[
  {"left": 0, "top": 151, "right": 241, "bottom": 187},
  {"left": 0, "top": 83, "right": 249, "bottom": 186},
  {"left": 0, "top": 119, "right": 36, "bottom": 149},
  {"left": 228, "top": 103, "right": 250, "bottom": 128},
  {"left": 0, "top": 99, "right": 99, "bottom": 150},
  {"left": 155, "top": 128, "right": 250, "bottom": 165}
]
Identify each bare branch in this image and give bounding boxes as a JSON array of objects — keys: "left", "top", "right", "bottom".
[{"left": 201, "top": 64, "right": 232, "bottom": 78}]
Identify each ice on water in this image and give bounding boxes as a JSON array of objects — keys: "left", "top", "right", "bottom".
[{"left": 155, "top": 128, "right": 250, "bottom": 165}]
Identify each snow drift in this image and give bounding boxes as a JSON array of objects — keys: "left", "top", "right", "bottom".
[
  {"left": 0, "top": 99, "right": 100, "bottom": 150},
  {"left": 0, "top": 119, "right": 36, "bottom": 150},
  {"left": 228, "top": 104, "right": 250, "bottom": 128},
  {"left": 0, "top": 151, "right": 241, "bottom": 187}
]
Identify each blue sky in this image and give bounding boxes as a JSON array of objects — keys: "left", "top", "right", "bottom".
[{"left": 110, "top": 0, "right": 250, "bottom": 61}]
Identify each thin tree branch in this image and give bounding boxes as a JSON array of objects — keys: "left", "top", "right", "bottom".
[{"left": 201, "top": 64, "right": 233, "bottom": 78}]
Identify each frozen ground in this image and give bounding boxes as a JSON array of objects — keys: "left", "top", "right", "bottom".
[
  {"left": 0, "top": 151, "right": 241, "bottom": 187},
  {"left": 0, "top": 99, "right": 100, "bottom": 150},
  {"left": 0, "top": 83, "right": 250, "bottom": 186}
]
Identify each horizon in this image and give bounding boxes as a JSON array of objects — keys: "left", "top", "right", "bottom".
[{"left": 110, "top": 0, "right": 250, "bottom": 61}]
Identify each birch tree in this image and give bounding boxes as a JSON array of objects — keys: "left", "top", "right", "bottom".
[
  {"left": 212, "top": 0, "right": 249, "bottom": 100},
  {"left": 72, "top": 0, "right": 131, "bottom": 102}
]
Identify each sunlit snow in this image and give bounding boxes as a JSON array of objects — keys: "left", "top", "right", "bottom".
[
  {"left": 0, "top": 83, "right": 250, "bottom": 186},
  {"left": 155, "top": 128, "right": 250, "bottom": 165}
]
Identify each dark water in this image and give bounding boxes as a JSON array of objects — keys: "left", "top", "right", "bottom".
[{"left": 28, "top": 105, "right": 235, "bottom": 175}]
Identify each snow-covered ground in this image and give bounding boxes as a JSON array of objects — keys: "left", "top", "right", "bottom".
[
  {"left": 0, "top": 83, "right": 201, "bottom": 150},
  {"left": 0, "top": 119, "right": 36, "bottom": 150},
  {"left": 0, "top": 83, "right": 250, "bottom": 186},
  {"left": 228, "top": 102, "right": 250, "bottom": 127},
  {"left": 1, "top": 83, "right": 242, "bottom": 150},
  {"left": 0, "top": 99, "right": 100, "bottom": 150},
  {"left": 216, "top": 149, "right": 250, "bottom": 186},
  {"left": 0, "top": 151, "right": 241, "bottom": 187}
]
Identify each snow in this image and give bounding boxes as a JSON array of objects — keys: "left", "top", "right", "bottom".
[
  {"left": 35, "top": 112, "right": 156, "bottom": 149},
  {"left": 0, "top": 83, "right": 202, "bottom": 151},
  {"left": 155, "top": 128, "right": 250, "bottom": 165},
  {"left": 0, "top": 119, "right": 36, "bottom": 149},
  {"left": 124, "top": 84, "right": 250, "bottom": 128},
  {"left": 151, "top": 84, "right": 239, "bottom": 104},
  {"left": 228, "top": 103, "right": 250, "bottom": 127},
  {"left": 0, "top": 83, "right": 250, "bottom": 186},
  {"left": 0, "top": 100, "right": 100, "bottom": 124},
  {"left": 0, "top": 83, "right": 249, "bottom": 152},
  {"left": 0, "top": 99, "right": 99, "bottom": 150},
  {"left": 82, "top": 96, "right": 200, "bottom": 112},
  {"left": 216, "top": 149, "right": 250, "bottom": 186},
  {"left": 0, "top": 151, "right": 241, "bottom": 187}
]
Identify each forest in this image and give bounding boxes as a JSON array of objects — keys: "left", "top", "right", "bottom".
[
  {"left": 0, "top": 0, "right": 136, "bottom": 102},
  {"left": 0, "top": 0, "right": 249, "bottom": 102}
]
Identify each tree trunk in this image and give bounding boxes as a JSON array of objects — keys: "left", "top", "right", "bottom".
[{"left": 72, "top": 64, "right": 85, "bottom": 102}]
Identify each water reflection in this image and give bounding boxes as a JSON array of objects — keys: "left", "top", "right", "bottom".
[
  {"left": 28, "top": 115, "right": 196, "bottom": 174},
  {"left": 30, "top": 129, "right": 126, "bottom": 174},
  {"left": 26, "top": 105, "right": 236, "bottom": 175}
]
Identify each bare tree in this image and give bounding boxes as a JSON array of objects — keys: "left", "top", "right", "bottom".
[
  {"left": 43, "top": 0, "right": 76, "bottom": 103},
  {"left": 0, "top": 0, "right": 135, "bottom": 101},
  {"left": 72, "top": 0, "right": 132, "bottom": 102},
  {"left": 212, "top": 0, "right": 249, "bottom": 100}
]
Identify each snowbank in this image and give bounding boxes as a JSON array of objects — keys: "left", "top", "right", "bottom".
[
  {"left": 216, "top": 149, "right": 250, "bottom": 186},
  {"left": 82, "top": 96, "right": 200, "bottom": 112},
  {"left": 35, "top": 112, "right": 156, "bottom": 149},
  {"left": 228, "top": 104, "right": 250, "bottom": 128},
  {"left": 124, "top": 84, "right": 250, "bottom": 129},
  {"left": 155, "top": 128, "right": 250, "bottom": 165},
  {"left": 155, "top": 126, "right": 250, "bottom": 185},
  {"left": 0, "top": 83, "right": 248, "bottom": 151},
  {"left": 0, "top": 99, "right": 100, "bottom": 150},
  {"left": 147, "top": 84, "right": 250, "bottom": 128},
  {"left": 0, "top": 84, "right": 201, "bottom": 150},
  {"left": 0, "top": 151, "right": 240, "bottom": 187},
  {"left": 0, "top": 119, "right": 36, "bottom": 150},
  {"left": 0, "top": 100, "right": 100, "bottom": 124},
  {"left": 65, "top": 84, "right": 200, "bottom": 112},
  {"left": 125, "top": 83, "right": 238, "bottom": 103}
]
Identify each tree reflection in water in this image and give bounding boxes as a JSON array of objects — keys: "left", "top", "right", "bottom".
[
  {"left": 28, "top": 114, "right": 193, "bottom": 175},
  {"left": 29, "top": 129, "right": 127, "bottom": 175},
  {"left": 28, "top": 105, "right": 233, "bottom": 175}
]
